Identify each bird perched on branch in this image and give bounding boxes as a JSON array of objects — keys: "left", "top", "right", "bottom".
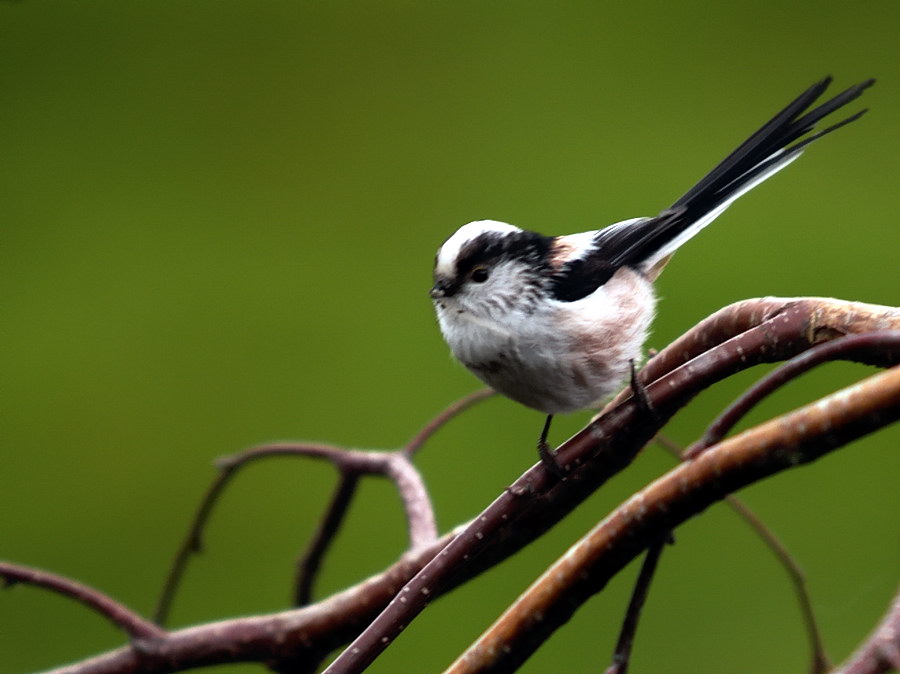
[{"left": 430, "top": 77, "right": 874, "bottom": 478}]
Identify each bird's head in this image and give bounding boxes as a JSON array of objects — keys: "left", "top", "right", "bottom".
[{"left": 431, "top": 220, "right": 553, "bottom": 319}]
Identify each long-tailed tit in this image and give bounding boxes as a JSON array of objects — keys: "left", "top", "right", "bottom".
[{"left": 430, "top": 77, "right": 874, "bottom": 477}]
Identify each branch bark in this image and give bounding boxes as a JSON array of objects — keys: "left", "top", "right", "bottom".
[
  {"left": 0, "top": 563, "right": 165, "bottom": 641},
  {"left": 3, "top": 297, "right": 895, "bottom": 673}
]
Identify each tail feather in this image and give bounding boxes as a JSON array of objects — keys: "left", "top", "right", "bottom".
[{"left": 593, "top": 77, "right": 874, "bottom": 273}]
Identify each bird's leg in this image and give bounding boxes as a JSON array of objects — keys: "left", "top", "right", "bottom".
[
  {"left": 629, "top": 359, "right": 658, "bottom": 421},
  {"left": 537, "top": 414, "right": 566, "bottom": 480}
]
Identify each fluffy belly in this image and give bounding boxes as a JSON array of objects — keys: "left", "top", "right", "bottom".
[{"left": 462, "top": 347, "right": 631, "bottom": 414}]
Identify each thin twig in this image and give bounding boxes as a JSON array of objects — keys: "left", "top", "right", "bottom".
[
  {"left": 295, "top": 472, "right": 360, "bottom": 606},
  {"left": 404, "top": 388, "right": 496, "bottom": 456},
  {"left": 604, "top": 533, "right": 670, "bottom": 674},
  {"left": 655, "top": 434, "right": 829, "bottom": 673},
  {"left": 445, "top": 366, "right": 900, "bottom": 673},
  {"left": 0, "top": 562, "right": 165, "bottom": 640},
  {"left": 684, "top": 330, "right": 900, "bottom": 458}
]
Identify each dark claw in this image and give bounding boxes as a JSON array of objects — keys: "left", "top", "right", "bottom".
[
  {"left": 538, "top": 439, "right": 566, "bottom": 480},
  {"left": 629, "top": 359, "right": 659, "bottom": 422},
  {"left": 536, "top": 414, "right": 566, "bottom": 480}
]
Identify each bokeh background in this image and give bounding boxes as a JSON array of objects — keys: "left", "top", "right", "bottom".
[{"left": 0, "top": 2, "right": 897, "bottom": 672}]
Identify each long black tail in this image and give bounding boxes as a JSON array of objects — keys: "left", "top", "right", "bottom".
[
  {"left": 594, "top": 77, "right": 875, "bottom": 273},
  {"left": 672, "top": 76, "right": 874, "bottom": 212}
]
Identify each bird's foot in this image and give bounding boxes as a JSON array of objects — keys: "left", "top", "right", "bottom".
[
  {"left": 537, "top": 439, "right": 566, "bottom": 480},
  {"left": 630, "top": 358, "right": 659, "bottom": 422}
]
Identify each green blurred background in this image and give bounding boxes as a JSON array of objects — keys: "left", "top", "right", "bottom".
[{"left": 0, "top": 2, "right": 896, "bottom": 672}]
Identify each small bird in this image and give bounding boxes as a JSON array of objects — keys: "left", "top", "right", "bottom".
[{"left": 430, "top": 77, "right": 874, "bottom": 477}]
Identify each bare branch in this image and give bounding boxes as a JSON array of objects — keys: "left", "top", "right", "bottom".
[
  {"left": 295, "top": 472, "right": 360, "bottom": 606},
  {"left": 837, "top": 586, "right": 900, "bottom": 674},
  {"left": 156, "top": 390, "right": 492, "bottom": 623},
  {"left": 0, "top": 562, "right": 165, "bottom": 641},
  {"left": 722, "top": 496, "right": 830, "bottom": 673},
  {"left": 446, "top": 366, "right": 900, "bottom": 673},
  {"left": 5, "top": 297, "right": 892, "bottom": 673},
  {"left": 154, "top": 443, "right": 438, "bottom": 626},
  {"left": 404, "top": 388, "right": 496, "bottom": 456},
  {"left": 685, "top": 330, "right": 900, "bottom": 458},
  {"left": 604, "top": 533, "right": 670, "bottom": 674}
]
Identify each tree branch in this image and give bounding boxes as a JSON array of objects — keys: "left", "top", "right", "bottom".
[
  {"left": 4, "top": 297, "right": 894, "bottom": 673},
  {"left": 0, "top": 562, "right": 165, "bottom": 641},
  {"left": 154, "top": 443, "right": 438, "bottom": 626},
  {"left": 603, "top": 533, "right": 670, "bottom": 674},
  {"left": 684, "top": 330, "right": 900, "bottom": 458},
  {"left": 445, "top": 365, "right": 900, "bottom": 673},
  {"left": 156, "top": 390, "right": 495, "bottom": 624},
  {"left": 295, "top": 472, "right": 360, "bottom": 607},
  {"left": 404, "top": 388, "right": 495, "bottom": 457},
  {"left": 325, "top": 297, "right": 899, "bottom": 673},
  {"left": 660, "top": 432, "right": 831, "bottom": 671}
]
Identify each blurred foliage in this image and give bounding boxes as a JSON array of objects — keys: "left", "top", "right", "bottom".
[{"left": 0, "top": 1, "right": 896, "bottom": 672}]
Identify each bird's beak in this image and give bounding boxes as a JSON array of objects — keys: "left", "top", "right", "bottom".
[{"left": 430, "top": 278, "right": 454, "bottom": 300}]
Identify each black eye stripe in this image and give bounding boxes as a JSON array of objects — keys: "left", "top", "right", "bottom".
[{"left": 453, "top": 230, "right": 552, "bottom": 283}]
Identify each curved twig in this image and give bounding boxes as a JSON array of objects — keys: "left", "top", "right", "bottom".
[
  {"left": 0, "top": 562, "right": 165, "bottom": 641},
  {"left": 684, "top": 330, "right": 900, "bottom": 458},
  {"left": 154, "top": 443, "right": 437, "bottom": 625},
  {"left": 445, "top": 366, "right": 900, "bottom": 673},
  {"left": 609, "top": 297, "right": 900, "bottom": 416},
  {"left": 404, "top": 388, "right": 496, "bottom": 456}
]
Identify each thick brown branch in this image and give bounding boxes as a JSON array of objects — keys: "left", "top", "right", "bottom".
[
  {"left": 0, "top": 562, "right": 165, "bottom": 641},
  {"left": 627, "top": 297, "right": 899, "bottom": 396},
  {"left": 446, "top": 366, "right": 900, "bottom": 673}
]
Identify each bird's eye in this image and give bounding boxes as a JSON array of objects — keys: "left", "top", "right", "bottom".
[{"left": 470, "top": 267, "right": 489, "bottom": 283}]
